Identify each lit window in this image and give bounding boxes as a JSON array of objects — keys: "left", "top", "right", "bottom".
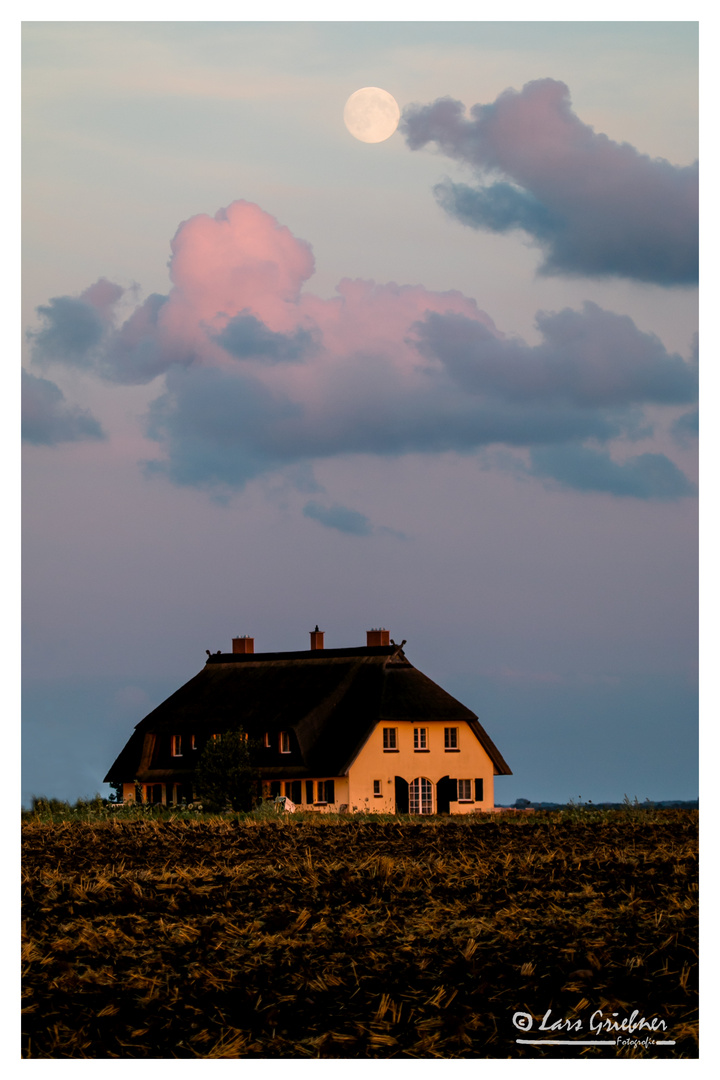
[
  {"left": 458, "top": 779, "right": 472, "bottom": 801},
  {"left": 383, "top": 728, "right": 397, "bottom": 750},
  {"left": 280, "top": 731, "right": 291, "bottom": 753},
  {"left": 317, "top": 779, "right": 335, "bottom": 803},
  {"left": 409, "top": 777, "right": 433, "bottom": 815},
  {"left": 171, "top": 735, "right": 183, "bottom": 757},
  {"left": 444, "top": 727, "right": 458, "bottom": 750},
  {"left": 373, "top": 780, "right": 382, "bottom": 797},
  {"left": 414, "top": 727, "right": 428, "bottom": 750}
]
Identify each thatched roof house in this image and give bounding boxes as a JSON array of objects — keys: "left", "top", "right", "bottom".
[{"left": 105, "top": 629, "right": 511, "bottom": 814}]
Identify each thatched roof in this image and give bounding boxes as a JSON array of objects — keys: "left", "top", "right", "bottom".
[{"left": 104, "top": 645, "right": 511, "bottom": 782}]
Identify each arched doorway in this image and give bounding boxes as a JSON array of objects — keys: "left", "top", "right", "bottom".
[{"left": 409, "top": 777, "right": 433, "bottom": 815}]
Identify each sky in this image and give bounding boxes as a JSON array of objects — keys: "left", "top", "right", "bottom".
[{"left": 21, "top": 16, "right": 699, "bottom": 807}]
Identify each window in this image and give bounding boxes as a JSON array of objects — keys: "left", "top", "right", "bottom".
[
  {"left": 414, "top": 727, "right": 428, "bottom": 751},
  {"left": 458, "top": 779, "right": 472, "bottom": 801},
  {"left": 383, "top": 727, "right": 398, "bottom": 751},
  {"left": 317, "top": 780, "right": 335, "bottom": 804},
  {"left": 444, "top": 727, "right": 458, "bottom": 750},
  {"left": 190, "top": 734, "right": 197, "bottom": 751},
  {"left": 409, "top": 777, "right": 433, "bottom": 815},
  {"left": 285, "top": 780, "right": 301, "bottom": 804},
  {"left": 270, "top": 780, "right": 281, "bottom": 798},
  {"left": 475, "top": 778, "right": 484, "bottom": 802},
  {"left": 373, "top": 780, "right": 382, "bottom": 797},
  {"left": 264, "top": 732, "right": 271, "bottom": 748},
  {"left": 171, "top": 735, "right": 183, "bottom": 757},
  {"left": 211, "top": 733, "right": 222, "bottom": 741},
  {"left": 280, "top": 731, "right": 291, "bottom": 753},
  {"left": 305, "top": 780, "right": 314, "bottom": 805}
]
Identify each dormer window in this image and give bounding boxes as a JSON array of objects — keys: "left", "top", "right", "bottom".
[
  {"left": 171, "top": 735, "right": 183, "bottom": 757},
  {"left": 264, "top": 732, "right": 271, "bottom": 748},
  {"left": 280, "top": 731, "right": 291, "bottom": 754}
]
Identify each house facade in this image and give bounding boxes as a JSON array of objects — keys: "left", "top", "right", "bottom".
[{"left": 104, "top": 629, "right": 511, "bottom": 814}]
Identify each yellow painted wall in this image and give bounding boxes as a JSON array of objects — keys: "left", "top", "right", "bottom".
[{"left": 347, "top": 720, "right": 496, "bottom": 813}]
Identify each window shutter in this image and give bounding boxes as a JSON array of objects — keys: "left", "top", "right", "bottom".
[
  {"left": 326, "top": 779, "right": 335, "bottom": 803},
  {"left": 449, "top": 778, "right": 458, "bottom": 801},
  {"left": 474, "top": 778, "right": 484, "bottom": 802}
]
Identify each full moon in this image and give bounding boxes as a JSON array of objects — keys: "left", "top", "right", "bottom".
[{"left": 343, "top": 87, "right": 400, "bottom": 144}]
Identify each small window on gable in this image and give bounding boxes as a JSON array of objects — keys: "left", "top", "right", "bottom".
[
  {"left": 190, "top": 734, "right": 197, "bottom": 751},
  {"left": 280, "top": 731, "right": 291, "bottom": 754},
  {"left": 211, "top": 733, "right": 222, "bottom": 741},
  {"left": 444, "top": 727, "right": 458, "bottom": 750},
  {"left": 373, "top": 780, "right": 382, "bottom": 797},
  {"left": 171, "top": 735, "right": 183, "bottom": 757},
  {"left": 458, "top": 779, "right": 472, "bottom": 801},
  {"left": 383, "top": 728, "right": 398, "bottom": 751},
  {"left": 264, "top": 732, "right": 271, "bottom": 748},
  {"left": 414, "top": 727, "right": 428, "bottom": 751}
]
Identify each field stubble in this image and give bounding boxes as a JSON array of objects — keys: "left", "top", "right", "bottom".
[{"left": 21, "top": 811, "right": 698, "bottom": 1058}]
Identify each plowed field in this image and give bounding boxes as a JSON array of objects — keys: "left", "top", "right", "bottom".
[{"left": 22, "top": 812, "right": 698, "bottom": 1058}]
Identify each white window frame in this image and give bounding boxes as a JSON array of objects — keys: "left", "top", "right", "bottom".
[
  {"left": 458, "top": 779, "right": 472, "bottom": 802},
  {"left": 373, "top": 780, "right": 382, "bottom": 797},
  {"left": 409, "top": 777, "right": 433, "bottom": 815},
  {"left": 280, "top": 731, "right": 291, "bottom": 754},
  {"left": 414, "top": 727, "right": 428, "bottom": 751},
  {"left": 444, "top": 727, "right": 458, "bottom": 750},
  {"left": 383, "top": 727, "right": 397, "bottom": 750}
]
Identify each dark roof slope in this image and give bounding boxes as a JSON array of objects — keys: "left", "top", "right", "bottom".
[{"left": 104, "top": 646, "right": 511, "bottom": 781}]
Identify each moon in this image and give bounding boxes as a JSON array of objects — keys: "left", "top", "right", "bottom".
[{"left": 343, "top": 87, "right": 400, "bottom": 144}]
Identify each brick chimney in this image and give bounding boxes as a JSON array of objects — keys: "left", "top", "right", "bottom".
[
  {"left": 367, "top": 628, "right": 390, "bottom": 647},
  {"left": 232, "top": 636, "right": 254, "bottom": 654},
  {"left": 310, "top": 626, "right": 325, "bottom": 651}
]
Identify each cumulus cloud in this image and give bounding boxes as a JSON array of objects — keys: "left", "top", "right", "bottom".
[
  {"left": 401, "top": 79, "right": 698, "bottom": 285},
  {"left": 22, "top": 368, "right": 105, "bottom": 445},
  {"left": 29, "top": 199, "right": 696, "bottom": 501}
]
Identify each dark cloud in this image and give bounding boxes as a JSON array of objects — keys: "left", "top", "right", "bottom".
[
  {"left": 528, "top": 445, "right": 697, "bottom": 499},
  {"left": 29, "top": 278, "right": 125, "bottom": 367},
  {"left": 302, "top": 501, "right": 374, "bottom": 536},
  {"left": 672, "top": 408, "right": 699, "bottom": 445},
  {"left": 21, "top": 369, "right": 105, "bottom": 445},
  {"left": 215, "top": 312, "right": 316, "bottom": 362},
  {"left": 143, "top": 366, "right": 301, "bottom": 490},
  {"left": 401, "top": 79, "right": 698, "bottom": 285},
  {"left": 101, "top": 294, "right": 174, "bottom": 384},
  {"left": 413, "top": 303, "right": 697, "bottom": 408}
]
